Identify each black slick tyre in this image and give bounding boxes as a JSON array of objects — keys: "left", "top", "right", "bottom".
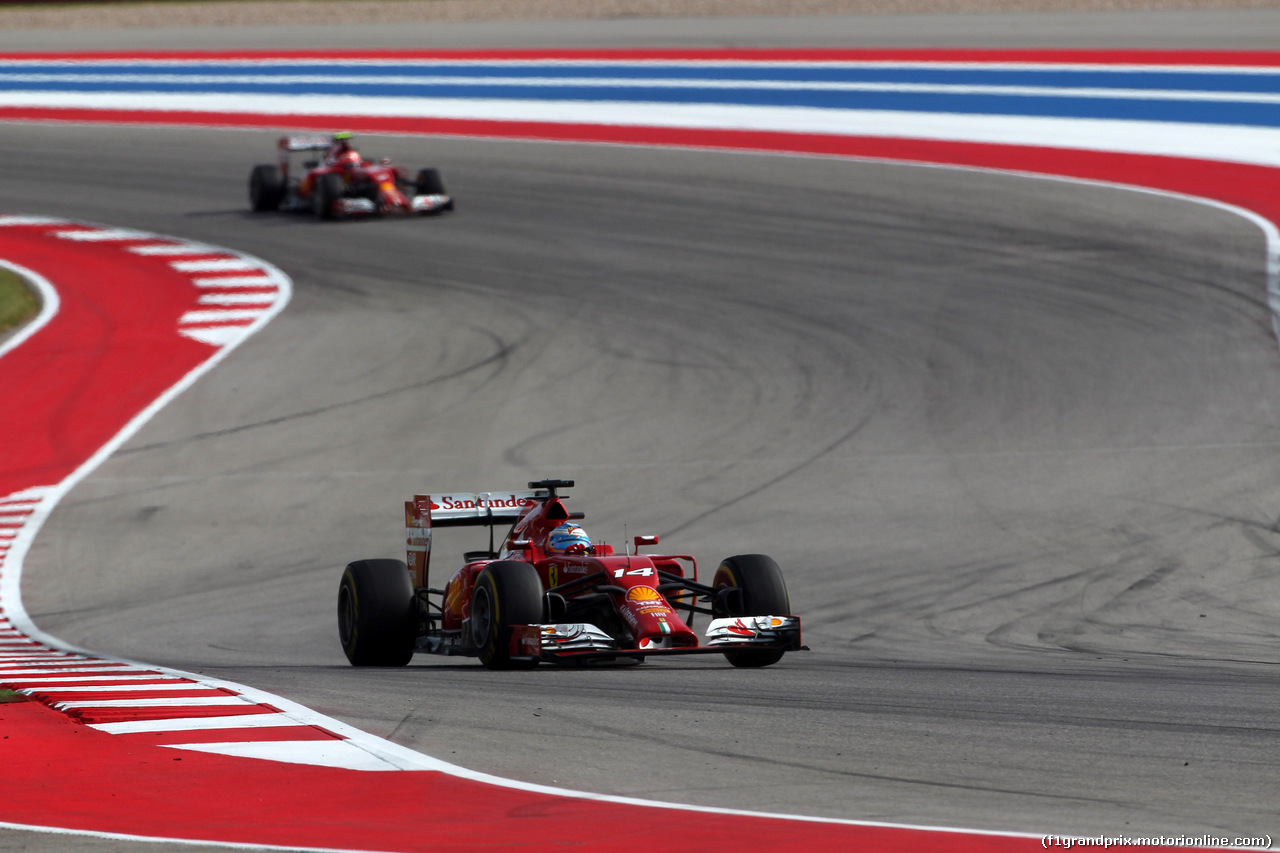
[
  {"left": 248, "top": 164, "right": 283, "bottom": 212},
  {"left": 471, "top": 561, "right": 543, "bottom": 670},
  {"left": 313, "top": 172, "right": 345, "bottom": 220},
  {"left": 415, "top": 168, "right": 446, "bottom": 196},
  {"left": 712, "top": 554, "right": 791, "bottom": 668},
  {"left": 338, "top": 559, "right": 415, "bottom": 666}
]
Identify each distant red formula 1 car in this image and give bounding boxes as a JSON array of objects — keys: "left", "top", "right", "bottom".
[
  {"left": 248, "top": 131, "right": 454, "bottom": 220},
  {"left": 337, "top": 480, "right": 805, "bottom": 669}
]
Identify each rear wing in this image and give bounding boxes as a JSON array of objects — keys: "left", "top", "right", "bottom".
[
  {"left": 278, "top": 135, "right": 330, "bottom": 153},
  {"left": 404, "top": 490, "right": 542, "bottom": 586}
]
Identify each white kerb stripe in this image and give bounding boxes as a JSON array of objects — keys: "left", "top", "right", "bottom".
[
  {"left": 127, "top": 243, "right": 217, "bottom": 255},
  {"left": 21, "top": 682, "right": 206, "bottom": 693},
  {"left": 90, "top": 711, "right": 303, "bottom": 734},
  {"left": 170, "top": 258, "right": 260, "bottom": 273},
  {"left": 0, "top": 666, "right": 143, "bottom": 675},
  {"left": 191, "top": 275, "right": 277, "bottom": 288},
  {"left": 2, "top": 674, "right": 182, "bottom": 683},
  {"left": 0, "top": 654, "right": 81, "bottom": 661},
  {"left": 179, "top": 309, "right": 264, "bottom": 324},
  {"left": 0, "top": 215, "right": 68, "bottom": 226},
  {"left": 55, "top": 696, "right": 251, "bottom": 709},
  {"left": 197, "top": 292, "right": 279, "bottom": 306},
  {"left": 52, "top": 228, "right": 154, "bottom": 241},
  {"left": 179, "top": 326, "right": 251, "bottom": 347}
]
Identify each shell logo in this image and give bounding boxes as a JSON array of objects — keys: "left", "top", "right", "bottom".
[{"left": 626, "top": 586, "right": 661, "bottom": 602}]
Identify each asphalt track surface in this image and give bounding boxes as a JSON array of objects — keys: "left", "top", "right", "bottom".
[{"left": 4, "top": 9, "right": 1280, "bottom": 853}]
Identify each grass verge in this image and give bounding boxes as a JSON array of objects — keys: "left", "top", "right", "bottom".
[
  {"left": 0, "top": 690, "right": 29, "bottom": 704},
  {"left": 0, "top": 267, "right": 40, "bottom": 338}
]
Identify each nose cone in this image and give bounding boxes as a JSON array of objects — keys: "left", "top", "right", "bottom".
[{"left": 619, "top": 585, "right": 698, "bottom": 649}]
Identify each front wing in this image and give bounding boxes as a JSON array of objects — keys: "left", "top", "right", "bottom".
[
  {"left": 509, "top": 616, "right": 805, "bottom": 662},
  {"left": 331, "top": 193, "right": 453, "bottom": 216}
]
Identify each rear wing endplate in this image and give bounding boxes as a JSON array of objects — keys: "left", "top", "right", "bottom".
[{"left": 404, "top": 490, "right": 542, "bottom": 586}]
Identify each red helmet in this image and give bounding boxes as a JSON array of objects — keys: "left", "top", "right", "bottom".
[{"left": 339, "top": 150, "right": 361, "bottom": 168}]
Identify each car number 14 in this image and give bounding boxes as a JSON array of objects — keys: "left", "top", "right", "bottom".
[{"left": 613, "top": 567, "right": 654, "bottom": 578}]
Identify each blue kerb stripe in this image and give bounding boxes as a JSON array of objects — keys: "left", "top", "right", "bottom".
[
  {"left": 3, "top": 62, "right": 1280, "bottom": 93},
  {"left": 3, "top": 79, "right": 1279, "bottom": 127},
  {"left": 3, "top": 62, "right": 1280, "bottom": 127}
]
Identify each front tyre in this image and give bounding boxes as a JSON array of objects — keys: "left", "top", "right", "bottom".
[
  {"left": 338, "top": 559, "right": 415, "bottom": 666},
  {"left": 712, "top": 554, "right": 791, "bottom": 668},
  {"left": 471, "top": 561, "right": 543, "bottom": 670},
  {"left": 415, "top": 167, "right": 446, "bottom": 196},
  {"left": 248, "top": 164, "right": 283, "bottom": 212},
  {"left": 313, "top": 172, "right": 345, "bottom": 220}
]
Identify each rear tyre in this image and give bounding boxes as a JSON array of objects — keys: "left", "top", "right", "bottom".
[
  {"left": 712, "top": 554, "right": 791, "bottom": 668},
  {"left": 248, "top": 164, "right": 283, "bottom": 212},
  {"left": 338, "top": 559, "right": 415, "bottom": 666},
  {"left": 313, "top": 172, "right": 345, "bottom": 220},
  {"left": 471, "top": 561, "right": 543, "bottom": 670},
  {"left": 415, "top": 168, "right": 446, "bottom": 196}
]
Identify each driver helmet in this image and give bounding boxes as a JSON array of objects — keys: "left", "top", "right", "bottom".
[
  {"left": 547, "top": 523, "right": 591, "bottom": 556},
  {"left": 339, "top": 149, "right": 362, "bottom": 168}
]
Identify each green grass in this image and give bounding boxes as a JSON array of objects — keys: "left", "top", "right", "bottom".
[
  {"left": 0, "top": 690, "right": 28, "bottom": 704},
  {"left": 0, "top": 267, "right": 39, "bottom": 338}
]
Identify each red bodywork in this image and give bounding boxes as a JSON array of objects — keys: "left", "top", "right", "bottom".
[
  {"left": 393, "top": 480, "right": 804, "bottom": 666},
  {"left": 284, "top": 140, "right": 417, "bottom": 216},
  {"left": 253, "top": 134, "right": 452, "bottom": 218},
  {"left": 438, "top": 497, "right": 701, "bottom": 653}
]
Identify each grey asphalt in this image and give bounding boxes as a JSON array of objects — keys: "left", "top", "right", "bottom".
[
  {"left": 2, "top": 9, "right": 1280, "bottom": 853},
  {"left": 3, "top": 7, "right": 1280, "bottom": 50}
]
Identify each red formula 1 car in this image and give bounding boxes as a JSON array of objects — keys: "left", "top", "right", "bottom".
[
  {"left": 337, "top": 480, "right": 804, "bottom": 669},
  {"left": 248, "top": 132, "right": 454, "bottom": 220}
]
